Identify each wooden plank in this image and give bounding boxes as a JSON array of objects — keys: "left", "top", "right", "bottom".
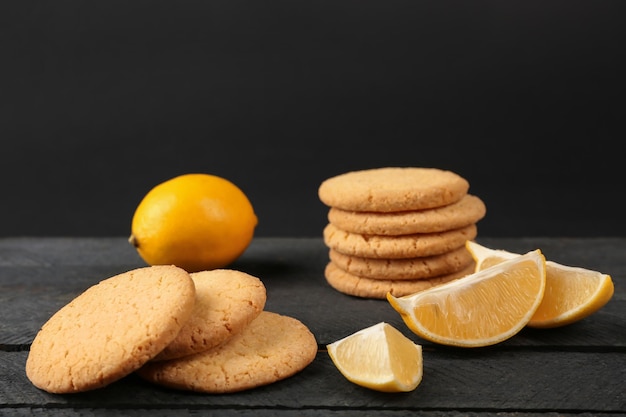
[
  {"left": 3, "top": 410, "right": 624, "bottom": 417},
  {"left": 2, "top": 236, "right": 623, "bottom": 273},
  {"left": 0, "top": 237, "right": 144, "bottom": 267},
  {"left": 1, "top": 350, "right": 624, "bottom": 412},
  {"left": 1, "top": 238, "right": 625, "bottom": 347},
  {"left": 1, "top": 237, "right": 625, "bottom": 415},
  {"left": 2, "top": 266, "right": 624, "bottom": 348}
]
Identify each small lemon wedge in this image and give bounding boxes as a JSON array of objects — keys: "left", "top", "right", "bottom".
[{"left": 327, "top": 322, "right": 423, "bottom": 392}]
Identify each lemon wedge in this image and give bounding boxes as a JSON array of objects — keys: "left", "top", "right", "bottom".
[
  {"left": 466, "top": 241, "right": 614, "bottom": 328},
  {"left": 327, "top": 322, "right": 423, "bottom": 392},
  {"left": 388, "top": 250, "right": 546, "bottom": 347}
]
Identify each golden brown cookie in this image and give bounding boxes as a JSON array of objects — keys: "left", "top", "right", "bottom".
[
  {"left": 153, "top": 269, "right": 266, "bottom": 361},
  {"left": 328, "top": 194, "right": 486, "bottom": 235},
  {"left": 137, "top": 311, "right": 318, "bottom": 393},
  {"left": 318, "top": 167, "right": 469, "bottom": 212},
  {"left": 323, "top": 223, "right": 477, "bottom": 259},
  {"left": 25, "top": 265, "right": 196, "bottom": 394},
  {"left": 328, "top": 245, "right": 475, "bottom": 280},
  {"left": 324, "top": 261, "right": 475, "bottom": 299}
]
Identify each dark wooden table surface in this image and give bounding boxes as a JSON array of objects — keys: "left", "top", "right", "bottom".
[{"left": 1, "top": 236, "right": 624, "bottom": 416}]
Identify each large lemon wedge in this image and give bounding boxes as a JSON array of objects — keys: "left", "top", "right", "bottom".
[{"left": 388, "top": 250, "right": 546, "bottom": 347}]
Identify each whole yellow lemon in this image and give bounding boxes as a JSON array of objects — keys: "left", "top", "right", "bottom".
[{"left": 129, "top": 173, "right": 257, "bottom": 272}]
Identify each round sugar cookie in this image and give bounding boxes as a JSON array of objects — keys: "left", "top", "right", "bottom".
[
  {"left": 323, "top": 223, "right": 477, "bottom": 259},
  {"left": 318, "top": 167, "right": 469, "bottom": 212},
  {"left": 25, "top": 265, "right": 196, "bottom": 394},
  {"left": 328, "top": 194, "right": 486, "bottom": 235},
  {"left": 324, "top": 261, "right": 475, "bottom": 299},
  {"left": 153, "top": 269, "right": 267, "bottom": 361},
  {"left": 137, "top": 311, "right": 318, "bottom": 393},
  {"left": 328, "top": 245, "right": 475, "bottom": 280}
]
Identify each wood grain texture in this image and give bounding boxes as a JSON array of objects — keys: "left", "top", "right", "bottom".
[
  {"left": 1, "top": 237, "right": 625, "bottom": 415},
  {"left": 1, "top": 351, "right": 624, "bottom": 412}
]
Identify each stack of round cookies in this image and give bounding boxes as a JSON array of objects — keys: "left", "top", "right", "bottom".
[{"left": 318, "top": 167, "right": 486, "bottom": 299}]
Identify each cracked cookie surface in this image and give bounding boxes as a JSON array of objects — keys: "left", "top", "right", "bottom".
[
  {"left": 137, "top": 311, "right": 318, "bottom": 393},
  {"left": 328, "top": 194, "right": 486, "bottom": 235},
  {"left": 328, "top": 245, "right": 474, "bottom": 280},
  {"left": 25, "top": 265, "right": 195, "bottom": 394},
  {"left": 153, "top": 269, "right": 267, "bottom": 361},
  {"left": 323, "top": 223, "right": 477, "bottom": 259},
  {"left": 324, "top": 261, "right": 475, "bottom": 299},
  {"left": 318, "top": 167, "right": 469, "bottom": 212}
]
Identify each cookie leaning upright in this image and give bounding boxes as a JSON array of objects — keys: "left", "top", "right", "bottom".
[
  {"left": 318, "top": 167, "right": 485, "bottom": 299},
  {"left": 152, "top": 269, "right": 267, "bottom": 361},
  {"left": 25, "top": 265, "right": 196, "bottom": 394}
]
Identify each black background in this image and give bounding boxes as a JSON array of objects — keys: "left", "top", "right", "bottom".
[{"left": 1, "top": 0, "right": 624, "bottom": 238}]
